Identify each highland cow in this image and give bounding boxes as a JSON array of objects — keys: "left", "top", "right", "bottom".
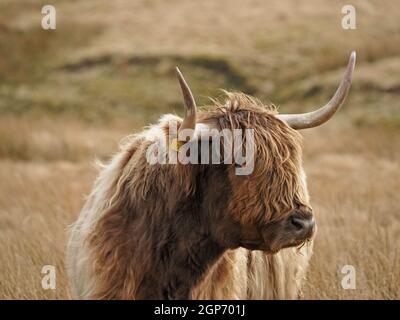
[{"left": 67, "top": 52, "right": 356, "bottom": 299}]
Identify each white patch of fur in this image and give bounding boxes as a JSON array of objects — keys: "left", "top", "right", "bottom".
[
  {"left": 66, "top": 151, "right": 127, "bottom": 298},
  {"left": 299, "top": 167, "right": 310, "bottom": 203},
  {"left": 66, "top": 115, "right": 175, "bottom": 298}
]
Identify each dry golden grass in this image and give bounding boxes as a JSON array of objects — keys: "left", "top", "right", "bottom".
[{"left": 0, "top": 0, "right": 399, "bottom": 299}]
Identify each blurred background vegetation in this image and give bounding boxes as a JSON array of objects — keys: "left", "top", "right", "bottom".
[{"left": 1, "top": 0, "right": 399, "bottom": 122}]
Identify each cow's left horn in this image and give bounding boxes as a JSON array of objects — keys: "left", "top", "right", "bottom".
[
  {"left": 175, "top": 66, "right": 197, "bottom": 140},
  {"left": 277, "top": 51, "right": 356, "bottom": 129}
]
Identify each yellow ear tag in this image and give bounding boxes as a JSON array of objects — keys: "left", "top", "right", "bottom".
[{"left": 170, "top": 138, "right": 186, "bottom": 152}]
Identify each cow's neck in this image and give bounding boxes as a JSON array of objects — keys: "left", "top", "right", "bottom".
[
  {"left": 136, "top": 227, "right": 226, "bottom": 299},
  {"left": 134, "top": 165, "right": 233, "bottom": 299}
]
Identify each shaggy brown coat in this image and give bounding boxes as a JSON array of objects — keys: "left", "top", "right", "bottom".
[{"left": 67, "top": 93, "right": 313, "bottom": 299}]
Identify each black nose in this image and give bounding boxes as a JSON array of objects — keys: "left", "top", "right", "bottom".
[{"left": 289, "top": 214, "right": 315, "bottom": 238}]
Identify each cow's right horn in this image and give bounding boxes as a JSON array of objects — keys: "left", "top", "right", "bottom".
[
  {"left": 277, "top": 51, "right": 356, "bottom": 130},
  {"left": 175, "top": 67, "right": 197, "bottom": 141}
]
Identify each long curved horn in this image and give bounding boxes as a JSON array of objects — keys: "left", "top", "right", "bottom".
[
  {"left": 175, "top": 66, "right": 197, "bottom": 140},
  {"left": 277, "top": 51, "right": 356, "bottom": 129}
]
